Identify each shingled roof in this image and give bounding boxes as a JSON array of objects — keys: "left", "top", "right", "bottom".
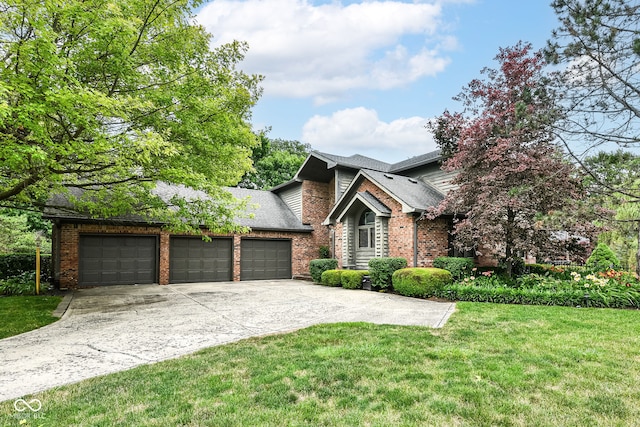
[
  {"left": 325, "top": 168, "right": 445, "bottom": 224},
  {"left": 44, "top": 183, "right": 312, "bottom": 232}
]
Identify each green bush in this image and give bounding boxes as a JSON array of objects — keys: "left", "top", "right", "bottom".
[
  {"left": 310, "top": 258, "right": 338, "bottom": 283},
  {"left": 0, "top": 271, "right": 42, "bottom": 296},
  {"left": 0, "top": 254, "right": 52, "bottom": 281},
  {"left": 341, "top": 270, "right": 369, "bottom": 289},
  {"left": 586, "top": 243, "right": 621, "bottom": 271},
  {"left": 433, "top": 257, "right": 475, "bottom": 280},
  {"left": 392, "top": 268, "right": 452, "bottom": 298},
  {"left": 526, "top": 263, "right": 553, "bottom": 275},
  {"left": 320, "top": 269, "right": 342, "bottom": 287},
  {"left": 318, "top": 246, "right": 331, "bottom": 259},
  {"left": 437, "top": 271, "right": 640, "bottom": 309},
  {"left": 368, "top": 257, "right": 407, "bottom": 289}
]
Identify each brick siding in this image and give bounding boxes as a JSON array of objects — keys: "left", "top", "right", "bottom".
[{"left": 331, "top": 178, "right": 450, "bottom": 268}]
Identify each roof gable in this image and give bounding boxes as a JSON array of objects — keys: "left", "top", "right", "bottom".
[{"left": 325, "top": 169, "right": 445, "bottom": 224}]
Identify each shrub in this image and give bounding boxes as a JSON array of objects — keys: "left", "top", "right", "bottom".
[
  {"left": 320, "top": 269, "right": 342, "bottom": 287},
  {"left": 318, "top": 246, "right": 331, "bottom": 259},
  {"left": 310, "top": 258, "right": 338, "bottom": 283},
  {"left": 0, "top": 254, "right": 52, "bottom": 281},
  {"left": 586, "top": 243, "right": 621, "bottom": 271},
  {"left": 393, "top": 268, "right": 452, "bottom": 298},
  {"left": 433, "top": 257, "right": 475, "bottom": 280},
  {"left": 368, "top": 257, "right": 407, "bottom": 289},
  {"left": 341, "top": 270, "right": 369, "bottom": 289},
  {"left": 0, "top": 271, "right": 38, "bottom": 295},
  {"left": 526, "top": 263, "right": 553, "bottom": 275}
]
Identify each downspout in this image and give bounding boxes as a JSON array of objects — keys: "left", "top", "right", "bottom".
[{"left": 413, "top": 214, "right": 419, "bottom": 267}]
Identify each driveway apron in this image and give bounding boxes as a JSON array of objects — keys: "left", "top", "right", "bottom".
[{"left": 0, "top": 280, "right": 455, "bottom": 402}]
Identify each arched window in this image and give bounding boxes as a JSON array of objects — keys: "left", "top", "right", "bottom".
[{"left": 358, "top": 210, "right": 375, "bottom": 249}]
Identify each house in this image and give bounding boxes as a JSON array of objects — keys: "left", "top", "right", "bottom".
[{"left": 46, "top": 149, "right": 464, "bottom": 289}]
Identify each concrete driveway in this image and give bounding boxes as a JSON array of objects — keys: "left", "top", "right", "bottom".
[{"left": 0, "top": 280, "right": 455, "bottom": 402}]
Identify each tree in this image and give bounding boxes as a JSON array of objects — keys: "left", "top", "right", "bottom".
[
  {"left": 586, "top": 242, "right": 621, "bottom": 271},
  {"left": 0, "top": 0, "right": 262, "bottom": 233},
  {"left": 239, "top": 133, "right": 311, "bottom": 190},
  {"left": 545, "top": 0, "right": 640, "bottom": 200},
  {"left": 427, "top": 42, "right": 592, "bottom": 276},
  {"left": 583, "top": 151, "right": 640, "bottom": 273}
]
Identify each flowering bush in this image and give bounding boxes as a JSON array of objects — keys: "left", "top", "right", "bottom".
[{"left": 438, "top": 269, "right": 640, "bottom": 308}]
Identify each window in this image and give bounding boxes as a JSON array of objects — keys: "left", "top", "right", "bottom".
[{"left": 358, "top": 210, "right": 375, "bottom": 249}]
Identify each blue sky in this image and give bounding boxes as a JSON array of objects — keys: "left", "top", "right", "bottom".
[{"left": 196, "top": 0, "right": 560, "bottom": 163}]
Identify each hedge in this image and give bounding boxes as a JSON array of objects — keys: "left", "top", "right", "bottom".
[
  {"left": 432, "top": 257, "right": 475, "bottom": 280},
  {"left": 368, "top": 257, "right": 407, "bottom": 289},
  {"left": 434, "top": 284, "right": 640, "bottom": 309},
  {"left": 392, "top": 268, "right": 452, "bottom": 298},
  {"left": 0, "top": 254, "right": 51, "bottom": 281},
  {"left": 341, "top": 270, "right": 369, "bottom": 289},
  {"left": 310, "top": 258, "right": 338, "bottom": 283},
  {"left": 320, "top": 269, "right": 342, "bottom": 287}
]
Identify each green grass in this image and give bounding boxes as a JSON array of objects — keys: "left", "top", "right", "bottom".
[
  {"left": 2, "top": 303, "right": 640, "bottom": 426},
  {"left": 0, "top": 296, "right": 62, "bottom": 339}
]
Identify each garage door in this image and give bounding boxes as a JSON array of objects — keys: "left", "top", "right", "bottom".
[
  {"left": 241, "top": 239, "right": 291, "bottom": 280},
  {"left": 79, "top": 235, "right": 158, "bottom": 286},
  {"left": 170, "top": 237, "right": 232, "bottom": 283}
]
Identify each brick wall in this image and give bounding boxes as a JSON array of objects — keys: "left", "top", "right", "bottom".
[
  {"left": 331, "top": 179, "right": 450, "bottom": 268},
  {"left": 300, "top": 180, "right": 332, "bottom": 264},
  {"left": 415, "top": 218, "right": 450, "bottom": 267},
  {"left": 356, "top": 179, "right": 416, "bottom": 265}
]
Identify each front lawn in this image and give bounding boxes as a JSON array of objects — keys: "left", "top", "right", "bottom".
[
  {"left": 0, "top": 296, "right": 62, "bottom": 339},
  {"left": 2, "top": 302, "right": 640, "bottom": 426}
]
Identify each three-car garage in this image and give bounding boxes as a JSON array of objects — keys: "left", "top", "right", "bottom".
[{"left": 77, "top": 234, "right": 293, "bottom": 286}]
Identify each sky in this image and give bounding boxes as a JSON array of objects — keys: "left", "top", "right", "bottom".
[{"left": 196, "top": 0, "right": 560, "bottom": 164}]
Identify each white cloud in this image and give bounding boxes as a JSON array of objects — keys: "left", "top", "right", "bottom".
[
  {"left": 197, "top": 0, "right": 453, "bottom": 103},
  {"left": 301, "top": 107, "right": 437, "bottom": 161}
]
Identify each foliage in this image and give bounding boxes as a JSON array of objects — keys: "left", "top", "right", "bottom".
[
  {"left": 0, "top": 254, "right": 51, "bottom": 281},
  {"left": 439, "top": 269, "right": 640, "bottom": 308},
  {"left": 0, "top": 0, "right": 262, "bottom": 234},
  {"left": 545, "top": 0, "right": 640, "bottom": 152},
  {"left": 239, "top": 134, "right": 311, "bottom": 189},
  {"left": 309, "top": 259, "right": 338, "bottom": 283},
  {"left": 526, "top": 263, "right": 554, "bottom": 275},
  {"left": 432, "top": 257, "right": 475, "bottom": 280},
  {"left": 392, "top": 268, "right": 452, "bottom": 298},
  {"left": 0, "top": 296, "right": 61, "bottom": 339},
  {"left": 340, "top": 270, "right": 368, "bottom": 290},
  {"left": 546, "top": 1, "right": 640, "bottom": 274},
  {"left": 586, "top": 243, "right": 621, "bottom": 272},
  {"left": 427, "top": 42, "right": 592, "bottom": 277},
  {"left": 0, "top": 271, "right": 41, "bottom": 295},
  {"left": 320, "top": 269, "right": 342, "bottom": 287},
  {"left": 318, "top": 246, "right": 331, "bottom": 259},
  {"left": 498, "top": 256, "right": 526, "bottom": 277},
  {"left": 583, "top": 151, "right": 640, "bottom": 274},
  {"left": 368, "top": 257, "right": 407, "bottom": 289}
]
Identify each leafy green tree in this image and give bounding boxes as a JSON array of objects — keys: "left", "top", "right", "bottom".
[
  {"left": 586, "top": 242, "right": 621, "bottom": 272},
  {"left": 0, "top": 0, "right": 262, "bottom": 233},
  {"left": 0, "top": 213, "right": 51, "bottom": 254},
  {"left": 239, "top": 134, "right": 311, "bottom": 189},
  {"left": 427, "top": 43, "right": 593, "bottom": 276},
  {"left": 584, "top": 151, "right": 640, "bottom": 273}
]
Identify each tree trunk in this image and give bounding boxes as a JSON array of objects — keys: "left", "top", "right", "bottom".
[{"left": 505, "top": 208, "right": 515, "bottom": 277}]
